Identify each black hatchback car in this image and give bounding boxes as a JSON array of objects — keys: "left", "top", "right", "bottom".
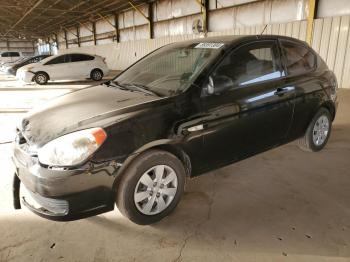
[{"left": 12, "top": 35, "right": 338, "bottom": 225}]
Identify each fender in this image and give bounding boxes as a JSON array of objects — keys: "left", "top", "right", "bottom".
[
  {"left": 114, "top": 139, "right": 176, "bottom": 177},
  {"left": 110, "top": 138, "right": 192, "bottom": 199}
]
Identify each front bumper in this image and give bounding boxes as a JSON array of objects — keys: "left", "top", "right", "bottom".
[
  {"left": 12, "top": 142, "right": 120, "bottom": 221},
  {"left": 16, "top": 70, "right": 34, "bottom": 83}
]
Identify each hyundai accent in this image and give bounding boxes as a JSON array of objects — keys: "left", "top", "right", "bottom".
[{"left": 12, "top": 35, "right": 338, "bottom": 225}]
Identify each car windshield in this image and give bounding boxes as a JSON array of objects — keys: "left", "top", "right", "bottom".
[
  {"left": 40, "top": 55, "right": 57, "bottom": 64},
  {"left": 113, "top": 43, "right": 223, "bottom": 97},
  {"left": 17, "top": 56, "right": 33, "bottom": 64}
]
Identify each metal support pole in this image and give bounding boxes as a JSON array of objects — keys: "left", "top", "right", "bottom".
[
  {"left": 64, "top": 29, "right": 68, "bottom": 49},
  {"left": 47, "top": 37, "right": 51, "bottom": 55},
  {"left": 114, "top": 13, "right": 119, "bottom": 42},
  {"left": 54, "top": 33, "right": 59, "bottom": 49},
  {"left": 306, "top": 0, "right": 317, "bottom": 45},
  {"left": 204, "top": 0, "right": 209, "bottom": 34},
  {"left": 77, "top": 26, "right": 80, "bottom": 47},
  {"left": 92, "top": 22, "right": 97, "bottom": 45},
  {"left": 148, "top": 2, "right": 154, "bottom": 39},
  {"left": 196, "top": 0, "right": 208, "bottom": 35}
]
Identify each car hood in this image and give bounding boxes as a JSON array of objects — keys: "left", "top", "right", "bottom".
[
  {"left": 19, "top": 84, "right": 165, "bottom": 147},
  {"left": 17, "top": 64, "right": 36, "bottom": 71}
]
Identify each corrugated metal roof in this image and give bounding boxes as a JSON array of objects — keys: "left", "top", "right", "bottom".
[{"left": 0, "top": 0, "right": 149, "bottom": 40}]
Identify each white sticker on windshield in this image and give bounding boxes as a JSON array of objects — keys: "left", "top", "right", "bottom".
[{"left": 194, "top": 43, "right": 225, "bottom": 49}]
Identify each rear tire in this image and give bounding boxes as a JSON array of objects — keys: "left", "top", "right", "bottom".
[
  {"left": 34, "top": 72, "right": 48, "bottom": 85},
  {"left": 90, "top": 69, "right": 103, "bottom": 81},
  {"left": 298, "top": 107, "right": 332, "bottom": 152},
  {"left": 116, "top": 150, "right": 186, "bottom": 225}
]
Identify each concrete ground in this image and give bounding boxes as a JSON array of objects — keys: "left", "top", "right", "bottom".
[{"left": 0, "top": 72, "right": 349, "bottom": 262}]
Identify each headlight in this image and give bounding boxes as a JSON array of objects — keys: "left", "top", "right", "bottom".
[{"left": 38, "top": 128, "right": 107, "bottom": 167}]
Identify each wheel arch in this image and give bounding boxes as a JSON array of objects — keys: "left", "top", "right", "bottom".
[
  {"left": 319, "top": 101, "right": 336, "bottom": 121},
  {"left": 32, "top": 71, "right": 50, "bottom": 81},
  {"left": 111, "top": 140, "right": 192, "bottom": 200}
]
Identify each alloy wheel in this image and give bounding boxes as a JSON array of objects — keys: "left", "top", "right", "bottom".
[{"left": 312, "top": 115, "right": 329, "bottom": 146}]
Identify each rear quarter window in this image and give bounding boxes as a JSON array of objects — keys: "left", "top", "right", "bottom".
[
  {"left": 281, "top": 40, "right": 316, "bottom": 76},
  {"left": 71, "top": 54, "right": 95, "bottom": 62}
]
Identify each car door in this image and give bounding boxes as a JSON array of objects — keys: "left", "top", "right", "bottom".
[
  {"left": 200, "top": 39, "right": 295, "bottom": 168},
  {"left": 43, "top": 54, "right": 70, "bottom": 80}
]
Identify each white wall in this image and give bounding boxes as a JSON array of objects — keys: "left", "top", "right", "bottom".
[
  {"left": 57, "top": 0, "right": 311, "bottom": 48},
  {"left": 317, "top": 0, "right": 350, "bottom": 18},
  {"left": 0, "top": 39, "right": 35, "bottom": 55}
]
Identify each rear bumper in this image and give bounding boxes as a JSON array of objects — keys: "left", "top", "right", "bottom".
[{"left": 12, "top": 143, "right": 120, "bottom": 221}]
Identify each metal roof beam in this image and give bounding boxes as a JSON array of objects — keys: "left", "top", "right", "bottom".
[
  {"left": 40, "top": 0, "right": 120, "bottom": 32},
  {"left": 4, "top": 0, "right": 45, "bottom": 36},
  {"left": 0, "top": 4, "right": 88, "bottom": 13}
]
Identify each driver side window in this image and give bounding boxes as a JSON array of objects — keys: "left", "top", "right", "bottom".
[{"left": 213, "top": 41, "right": 283, "bottom": 89}]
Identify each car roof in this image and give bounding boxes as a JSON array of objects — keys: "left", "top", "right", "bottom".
[
  {"left": 60, "top": 52, "right": 95, "bottom": 56},
  {"left": 172, "top": 35, "right": 309, "bottom": 49},
  {"left": 39, "top": 52, "right": 95, "bottom": 63}
]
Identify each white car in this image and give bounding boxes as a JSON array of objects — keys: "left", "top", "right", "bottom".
[
  {"left": 0, "top": 51, "right": 22, "bottom": 64},
  {"left": 16, "top": 53, "right": 109, "bottom": 85}
]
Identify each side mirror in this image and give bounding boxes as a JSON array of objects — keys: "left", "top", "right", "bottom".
[
  {"left": 204, "top": 75, "right": 233, "bottom": 95},
  {"left": 207, "top": 76, "right": 215, "bottom": 95}
]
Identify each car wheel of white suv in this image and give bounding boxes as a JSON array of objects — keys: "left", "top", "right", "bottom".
[{"left": 91, "top": 69, "right": 103, "bottom": 81}]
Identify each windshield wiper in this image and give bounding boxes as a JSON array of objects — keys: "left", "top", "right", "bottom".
[
  {"left": 104, "top": 81, "right": 162, "bottom": 97},
  {"left": 122, "top": 83, "right": 162, "bottom": 97},
  {"left": 103, "top": 81, "right": 131, "bottom": 91}
]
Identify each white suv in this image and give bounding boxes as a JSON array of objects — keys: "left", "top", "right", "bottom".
[
  {"left": 16, "top": 53, "right": 109, "bottom": 85},
  {"left": 0, "top": 51, "right": 22, "bottom": 64}
]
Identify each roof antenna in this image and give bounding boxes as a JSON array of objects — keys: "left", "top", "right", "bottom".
[{"left": 258, "top": 24, "right": 268, "bottom": 38}]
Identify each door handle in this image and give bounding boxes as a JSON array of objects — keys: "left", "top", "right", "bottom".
[
  {"left": 274, "top": 86, "right": 294, "bottom": 96},
  {"left": 187, "top": 124, "right": 204, "bottom": 132}
]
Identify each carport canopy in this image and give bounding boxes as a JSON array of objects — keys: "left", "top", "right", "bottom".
[{"left": 0, "top": 0, "right": 149, "bottom": 40}]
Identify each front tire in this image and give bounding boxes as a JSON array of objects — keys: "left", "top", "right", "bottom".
[
  {"left": 34, "top": 72, "right": 48, "bottom": 85},
  {"left": 116, "top": 150, "right": 186, "bottom": 225},
  {"left": 298, "top": 107, "right": 332, "bottom": 152}
]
